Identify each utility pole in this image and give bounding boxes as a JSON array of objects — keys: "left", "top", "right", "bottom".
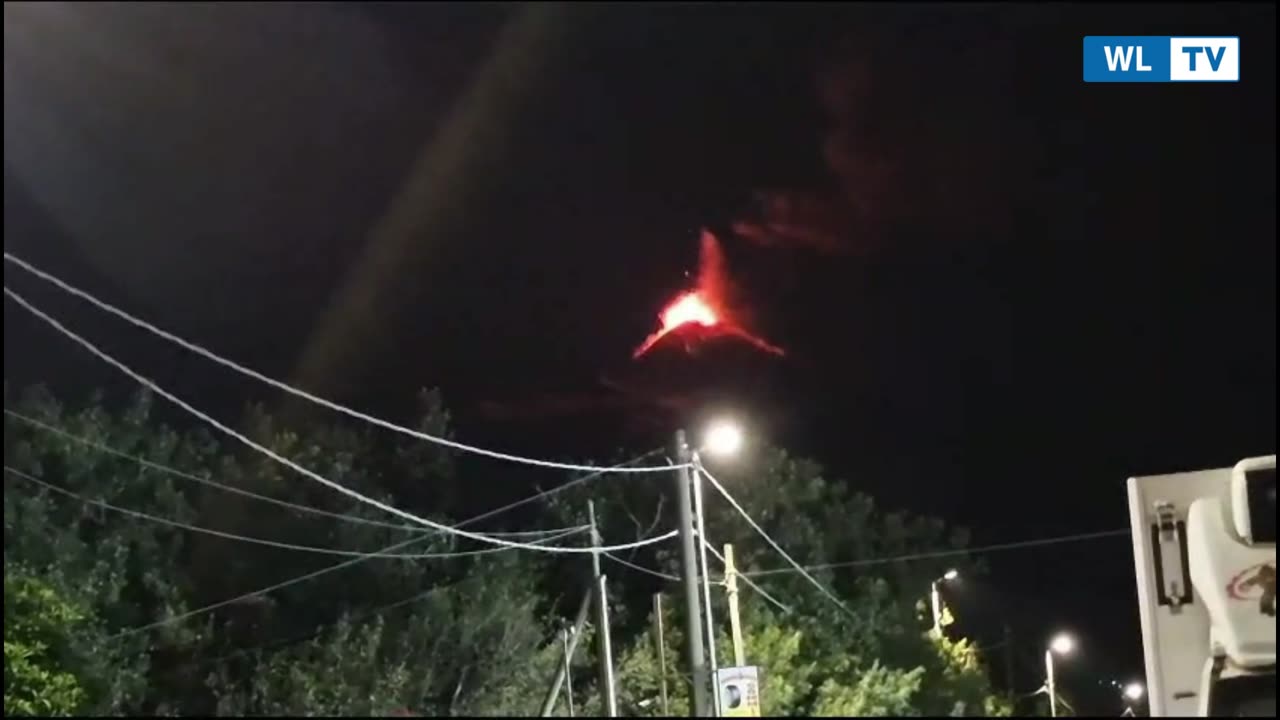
[
  {"left": 930, "top": 580, "right": 944, "bottom": 637},
  {"left": 589, "top": 501, "right": 618, "bottom": 717},
  {"left": 675, "top": 430, "right": 711, "bottom": 717},
  {"left": 691, "top": 454, "right": 720, "bottom": 716},
  {"left": 653, "top": 594, "right": 670, "bottom": 716},
  {"left": 561, "top": 628, "right": 576, "bottom": 717},
  {"left": 539, "top": 591, "right": 593, "bottom": 716},
  {"left": 1003, "top": 624, "right": 1015, "bottom": 704},
  {"left": 723, "top": 544, "right": 746, "bottom": 667},
  {"left": 1045, "top": 649, "right": 1059, "bottom": 718}
]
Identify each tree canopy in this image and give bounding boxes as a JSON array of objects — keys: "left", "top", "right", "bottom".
[{"left": 4, "top": 384, "right": 1014, "bottom": 716}]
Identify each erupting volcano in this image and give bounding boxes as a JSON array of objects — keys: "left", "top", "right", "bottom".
[{"left": 632, "top": 231, "right": 784, "bottom": 359}]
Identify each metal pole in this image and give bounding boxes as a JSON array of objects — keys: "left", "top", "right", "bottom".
[
  {"left": 654, "top": 594, "right": 671, "bottom": 716},
  {"left": 597, "top": 575, "right": 619, "bottom": 718},
  {"left": 931, "top": 581, "right": 943, "bottom": 636},
  {"left": 589, "top": 502, "right": 618, "bottom": 717},
  {"left": 691, "top": 455, "right": 720, "bottom": 716},
  {"left": 540, "top": 591, "right": 593, "bottom": 716},
  {"left": 562, "top": 628, "right": 576, "bottom": 717},
  {"left": 589, "top": 500, "right": 603, "bottom": 579},
  {"left": 1045, "top": 649, "right": 1058, "bottom": 718},
  {"left": 675, "top": 430, "right": 711, "bottom": 717},
  {"left": 724, "top": 544, "right": 746, "bottom": 668},
  {"left": 1003, "top": 624, "right": 1015, "bottom": 703}
]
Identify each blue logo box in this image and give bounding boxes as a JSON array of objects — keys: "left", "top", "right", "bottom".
[{"left": 1083, "top": 36, "right": 1240, "bottom": 83}]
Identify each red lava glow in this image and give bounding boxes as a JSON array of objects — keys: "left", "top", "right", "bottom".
[
  {"left": 662, "top": 292, "right": 719, "bottom": 328},
  {"left": 632, "top": 231, "right": 785, "bottom": 359}
]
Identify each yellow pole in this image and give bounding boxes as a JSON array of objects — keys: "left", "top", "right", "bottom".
[{"left": 724, "top": 544, "right": 746, "bottom": 667}]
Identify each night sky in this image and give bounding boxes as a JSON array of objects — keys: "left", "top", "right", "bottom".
[{"left": 4, "top": 1, "right": 1276, "bottom": 710}]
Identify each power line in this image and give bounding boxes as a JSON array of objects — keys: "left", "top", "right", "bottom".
[
  {"left": 4, "top": 466, "right": 589, "bottom": 559},
  {"left": 741, "top": 529, "right": 1131, "bottom": 578},
  {"left": 604, "top": 551, "right": 679, "bottom": 582},
  {"left": 156, "top": 583, "right": 449, "bottom": 677},
  {"left": 3, "top": 409, "right": 577, "bottom": 539},
  {"left": 4, "top": 252, "right": 683, "bottom": 476},
  {"left": 97, "top": 453, "right": 665, "bottom": 640},
  {"left": 4, "top": 286, "right": 676, "bottom": 555},
  {"left": 702, "top": 540, "right": 793, "bottom": 616},
  {"left": 697, "top": 465, "right": 858, "bottom": 622}
]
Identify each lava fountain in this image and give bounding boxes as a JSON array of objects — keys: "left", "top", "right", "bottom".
[{"left": 632, "top": 231, "right": 784, "bottom": 359}]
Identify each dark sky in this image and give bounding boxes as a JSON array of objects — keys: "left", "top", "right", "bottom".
[{"left": 4, "top": 1, "right": 1276, "bottom": 710}]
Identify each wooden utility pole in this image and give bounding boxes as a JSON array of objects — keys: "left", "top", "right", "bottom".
[
  {"left": 723, "top": 544, "right": 747, "bottom": 667},
  {"left": 653, "top": 594, "right": 671, "bottom": 716}
]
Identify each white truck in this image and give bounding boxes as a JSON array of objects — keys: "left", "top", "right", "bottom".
[{"left": 1128, "top": 454, "right": 1275, "bottom": 716}]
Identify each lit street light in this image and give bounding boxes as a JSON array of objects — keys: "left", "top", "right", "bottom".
[
  {"left": 703, "top": 420, "right": 743, "bottom": 459},
  {"left": 930, "top": 570, "right": 960, "bottom": 636},
  {"left": 1124, "top": 682, "right": 1145, "bottom": 702},
  {"left": 1050, "top": 633, "right": 1075, "bottom": 656},
  {"left": 1044, "top": 632, "right": 1075, "bottom": 718},
  {"left": 1121, "top": 681, "right": 1145, "bottom": 716}
]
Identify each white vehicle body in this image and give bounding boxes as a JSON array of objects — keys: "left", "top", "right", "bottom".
[{"left": 1128, "top": 455, "right": 1275, "bottom": 716}]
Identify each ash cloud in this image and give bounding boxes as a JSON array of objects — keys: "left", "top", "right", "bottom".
[{"left": 734, "top": 16, "right": 1026, "bottom": 255}]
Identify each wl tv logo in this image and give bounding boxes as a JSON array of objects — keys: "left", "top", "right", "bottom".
[{"left": 1083, "top": 36, "right": 1239, "bottom": 82}]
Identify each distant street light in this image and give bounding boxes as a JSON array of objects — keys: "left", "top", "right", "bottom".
[
  {"left": 1045, "top": 633, "right": 1075, "bottom": 717},
  {"left": 931, "top": 570, "right": 960, "bottom": 636},
  {"left": 1123, "top": 682, "right": 1145, "bottom": 702},
  {"left": 1121, "top": 681, "right": 1146, "bottom": 716},
  {"left": 703, "top": 420, "right": 743, "bottom": 458}
]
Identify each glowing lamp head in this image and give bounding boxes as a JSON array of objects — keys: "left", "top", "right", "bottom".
[
  {"left": 1123, "top": 682, "right": 1144, "bottom": 702},
  {"left": 704, "top": 421, "right": 744, "bottom": 458},
  {"left": 1050, "top": 633, "right": 1075, "bottom": 656},
  {"left": 943, "top": 569, "right": 959, "bottom": 581}
]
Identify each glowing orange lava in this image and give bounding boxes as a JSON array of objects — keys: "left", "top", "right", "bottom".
[
  {"left": 662, "top": 292, "right": 719, "bottom": 328},
  {"left": 632, "top": 231, "right": 785, "bottom": 359}
]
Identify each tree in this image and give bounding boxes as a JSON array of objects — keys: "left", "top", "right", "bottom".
[
  {"left": 542, "top": 445, "right": 1008, "bottom": 716},
  {"left": 4, "top": 382, "right": 1011, "bottom": 715},
  {"left": 4, "top": 568, "right": 89, "bottom": 716}
]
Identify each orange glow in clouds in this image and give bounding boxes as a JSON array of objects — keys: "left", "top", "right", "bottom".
[{"left": 632, "top": 231, "right": 784, "bottom": 359}]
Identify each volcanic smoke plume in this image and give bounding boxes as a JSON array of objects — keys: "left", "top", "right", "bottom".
[{"left": 632, "top": 230, "right": 784, "bottom": 359}]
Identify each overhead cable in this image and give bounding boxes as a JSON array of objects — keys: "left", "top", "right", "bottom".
[
  {"left": 697, "top": 465, "right": 858, "bottom": 621},
  {"left": 742, "top": 529, "right": 1131, "bottom": 577},
  {"left": 3, "top": 409, "right": 577, "bottom": 538},
  {"left": 701, "top": 539, "right": 794, "bottom": 615},
  {"left": 4, "top": 466, "right": 588, "bottom": 559},
  {"left": 4, "top": 252, "right": 683, "bottom": 475},
  {"left": 4, "top": 286, "right": 676, "bottom": 555},
  {"left": 96, "top": 452, "right": 663, "bottom": 639}
]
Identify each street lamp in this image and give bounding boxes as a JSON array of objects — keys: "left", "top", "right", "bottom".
[
  {"left": 931, "top": 569, "right": 960, "bottom": 636},
  {"left": 1045, "top": 633, "right": 1075, "bottom": 718},
  {"left": 1123, "top": 682, "right": 1144, "bottom": 702},
  {"left": 703, "top": 420, "right": 743, "bottom": 459},
  {"left": 1121, "top": 681, "right": 1145, "bottom": 716}
]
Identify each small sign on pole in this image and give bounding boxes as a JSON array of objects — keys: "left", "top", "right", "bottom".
[{"left": 715, "top": 666, "right": 762, "bottom": 717}]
